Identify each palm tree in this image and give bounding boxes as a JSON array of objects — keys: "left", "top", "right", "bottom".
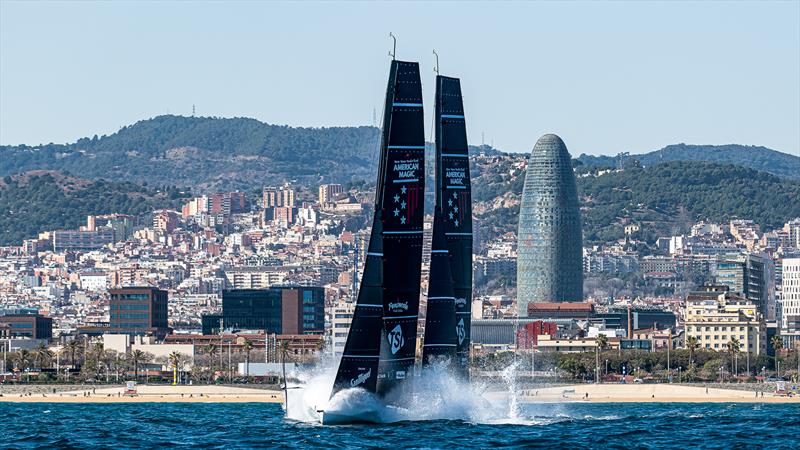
[
  {"left": 772, "top": 335, "right": 784, "bottom": 376},
  {"left": 726, "top": 338, "right": 741, "bottom": 379},
  {"left": 12, "top": 349, "right": 31, "bottom": 371},
  {"left": 34, "top": 343, "right": 53, "bottom": 370},
  {"left": 129, "top": 350, "right": 150, "bottom": 382},
  {"left": 685, "top": 336, "right": 700, "bottom": 368},
  {"left": 242, "top": 339, "right": 254, "bottom": 379},
  {"left": 596, "top": 334, "right": 610, "bottom": 352},
  {"left": 92, "top": 341, "right": 104, "bottom": 380},
  {"left": 65, "top": 339, "right": 81, "bottom": 368},
  {"left": 205, "top": 343, "right": 218, "bottom": 382},
  {"left": 168, "top": 351, "right": 183, "bottom": 385}
]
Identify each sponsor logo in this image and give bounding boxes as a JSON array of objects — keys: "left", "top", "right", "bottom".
[
  {"left": 396, "top": 370, "right": 406, "bottom": 380},
  {"left": 454, "top": 297, "right": 467, "bottom": 307},
  {"left": 456, "top": 318, "right": 466, "bottom": 345},
  {"left": 388, "top": 302, "right": 409, "bottom": 312},
  {"left": 388, "top": 324, "right": 405, "bottom": 354},
  {"left": 350, "top": 368, "right": 371, "bottom": 387}
]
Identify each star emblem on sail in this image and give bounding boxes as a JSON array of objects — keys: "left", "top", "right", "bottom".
[
  {"left": 448, "top": 191, "right": 462, "bottom": 227},
  {"left": 388, "top": 324, "right": 405, "bottom": 355},
  {"left": 394, "top": 184, "right": 411, "bottom": 225}
]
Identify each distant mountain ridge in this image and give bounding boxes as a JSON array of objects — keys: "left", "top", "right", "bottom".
[
  {"left": 0, "top": 115, "right": 502, "bottom": 191},
  {"left": 577, "top": 143, "right": 800, "bottom": 180}
]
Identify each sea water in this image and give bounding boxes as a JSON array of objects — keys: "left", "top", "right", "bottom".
[{"left": 2, "top": 402, "right": 798, "bottom": 448}]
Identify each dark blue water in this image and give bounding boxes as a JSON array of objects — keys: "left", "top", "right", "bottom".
[{"left": 1, "top": 402, "right": 798, "bottom": 449}]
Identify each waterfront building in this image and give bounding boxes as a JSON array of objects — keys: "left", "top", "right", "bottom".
[
  {"left": 109, "top": 287, "right": 170, "bottom": 339},
  {"left": 330, "top": 300, "right": 355, "bottom": 355},
  {"left": 527, "top": 302, "right": 594, "bottom": 320},
  {"left": 201, "top": 287, "right": 324, "bottom": 335},
  {"left": 780, "top": 257, "right": 800, "bottom": 347},
  {"left": 517, "top": 134, "right": 583, "bottom": 315},
  {"left": 0, "top": 310, "right": 53, "bottom": 339},
  {"left": 715, "top": 253, "right": 776, "bottom": 320},
  {"left": 684, "top": 286, "right": 766, "bottom": 355}
]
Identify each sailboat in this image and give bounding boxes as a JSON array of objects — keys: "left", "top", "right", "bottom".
[
  {"left": 422, "top": 74, "right": 473, "bottom": 375},
  {"left": 327, "top": 57, "right": 426, "bottom": 405},
  {"left": 321, "top": 53, "right": 472, "bottom": 425}
]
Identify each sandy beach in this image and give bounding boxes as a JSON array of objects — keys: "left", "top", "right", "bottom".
[
  {"left": 523, "top": 384, "right": 800, "bottom": 404},
  {"left": 0, "top": 385, "right": 284, "bottom": 403},
  {"left": 2, "top": 383, "right": 798, "bottom": 404}
]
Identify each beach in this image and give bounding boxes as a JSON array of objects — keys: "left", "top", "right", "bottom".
[
  {"left": 0, "top": 385, "right": 284, "bottom": 403},
  {"left": 523, "top": 383, "right": 800, "bottom": 404},
  {"left": 2, "top": 382, "right": 798, "bottom": 404}
]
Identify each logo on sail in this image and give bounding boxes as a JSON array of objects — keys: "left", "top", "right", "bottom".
[
  {"left": 456, "top": 318, "right": 465, "bottom": 345},
  {"left": 350, "top": 368, "right": 372, "bottom": 387},
  {"left": 388, "top": 302, "right": 408, "bottom": 312},
  {"left": 388, "top": 324, "right": 405, "bottom": 354},
  {"left": 454, "top": 297, "right": 467, "bottom": 307}
]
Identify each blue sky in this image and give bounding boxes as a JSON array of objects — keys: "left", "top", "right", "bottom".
[{"left": 1, "top": 1, "right": 798, "bottom": 156}]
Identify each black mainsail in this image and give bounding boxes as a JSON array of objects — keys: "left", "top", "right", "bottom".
[
  {"left": 434, "top": 75, "right": 473, "bottom": 378},
  {"left": 330, "top": 60, "right": 425, "bottom": 399},
  {"left": 422, "top": 212, "right": 458, "bottom": 366}
]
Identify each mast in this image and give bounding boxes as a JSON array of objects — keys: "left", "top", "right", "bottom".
[
  {"left": 330, "top": 60, "right": 425, "bottom": 399},
  {"left": 435, "top": 75, "right": 473, "bottom": 378}
]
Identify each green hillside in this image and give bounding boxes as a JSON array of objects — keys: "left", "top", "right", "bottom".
[
  {"left": 472, "top": 158, "right": 800, "bottom": 246},
  {"left": 0, "top": 171, "right": 188, "bottom": 245},
  {"left": 577, "top": 143, "right": 800, "bottom": 180},
  {"left": 0, "top": 115, "right": 501, "bottom": 191}
]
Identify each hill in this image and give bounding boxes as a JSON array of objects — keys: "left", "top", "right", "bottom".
[
  {"left": 577, "top": 144, "right": 800, "bottom": 180},
  {"left": 471, "top": 158, "right": 800, "bottom": 247},
  {"left": 0, "top": 171, "right": 189, "bottom": 245},
  {"left": 0, "top": 115, "right": 502, "bottom": 191}
]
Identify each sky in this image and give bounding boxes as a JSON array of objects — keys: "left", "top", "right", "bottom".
[{"left": 1, "top": 1, "right": 798, "bottom": 156}]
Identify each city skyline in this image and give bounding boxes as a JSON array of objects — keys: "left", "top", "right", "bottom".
[{"left": 1, "top": 1, "right": 798, "bottom": 157}]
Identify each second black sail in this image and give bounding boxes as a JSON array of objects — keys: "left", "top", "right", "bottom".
[{"left": 430, "top": 75, "right": 473, "bottom": 378}]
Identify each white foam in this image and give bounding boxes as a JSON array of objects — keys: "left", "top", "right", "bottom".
[{"left": 284, "top": 360, "right": 548, "bottom": 425}]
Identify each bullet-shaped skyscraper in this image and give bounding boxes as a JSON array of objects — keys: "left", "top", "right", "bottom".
[{"left": 517, "top": 134, "right": 583, "bottom": 316}]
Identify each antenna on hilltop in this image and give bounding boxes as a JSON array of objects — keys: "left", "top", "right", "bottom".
[
  {"left": 192, "top": 104, "right": 196, "bottom": 117},
  {"left": 433, "top": 49, "right": 439, "bottom": 75},
  {"left": 389, "top": 32, "right": 397, "bottom": 60}
]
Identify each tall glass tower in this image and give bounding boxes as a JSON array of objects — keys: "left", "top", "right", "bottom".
[{"left": 517, "top": 134, "right": 583, "bottom": 316}]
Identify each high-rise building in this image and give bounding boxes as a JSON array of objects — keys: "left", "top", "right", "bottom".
[
  {"left": 780, "top": 257, "right": 800, "bottom": 347},
  {"left": 784, "top": 218, "right": 800, "bottom": 249},
  {"left": 318, "top": 183, "right": 345, "bottom": 204},
  {"left": 153, "top": 210, "right": 179, "bottom": 233},
  {"left": 201, "top": 287, "right": 324, "bottom": 335},
  {"left": 109, "top": 287, "right": 170, "bottom": 339},
  {"left": 263, "top": 184, "right": 295, "bottom": 209},
  {"left": 715, "top": 253, "right": 776, "bottom": 321},
  {"left": 517, "top": 134, "right": 583, "bottom": 315}
]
